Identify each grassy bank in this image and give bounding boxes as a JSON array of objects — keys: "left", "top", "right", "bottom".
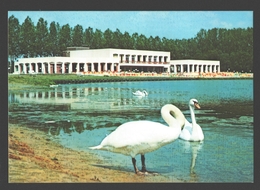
[{"left": 8, "top": 73, "right": 253, "bottom": 88}]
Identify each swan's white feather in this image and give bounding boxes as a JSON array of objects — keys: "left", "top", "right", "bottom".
[
  {"left": 179, "top": 99, "right": 204, "bottom": 141},
  {"left": 89, "top": 104, "right": 185, "bottom": 158},
  {"left": 90, "top": 120, "right": 181, "bottom": 157}
]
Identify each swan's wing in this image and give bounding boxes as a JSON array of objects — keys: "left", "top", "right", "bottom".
[
  {"left": 179, "top": 120, "right": 192, "bottom": 140},
  {"left": 101, "top": 121, "right": 178, "bottom": 148},
  {"left": 133, "top": 90, "right": 142, "bottom": 96}
]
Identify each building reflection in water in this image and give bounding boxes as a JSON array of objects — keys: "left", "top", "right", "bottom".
[{"left": 9, "top": 85, "right": 173, "bottom": 110}]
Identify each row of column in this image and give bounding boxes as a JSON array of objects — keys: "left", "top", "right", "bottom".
[
  {"left": 171, "top": 64, "right": 220, "bottom": 73},
  {"left": 19, "top": 62, "right": 119, "bottom": 74}
]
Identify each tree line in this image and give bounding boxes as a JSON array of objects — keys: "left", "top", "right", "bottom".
[{"left": 8, "top": 15, "right": 253, "bottom": 72}]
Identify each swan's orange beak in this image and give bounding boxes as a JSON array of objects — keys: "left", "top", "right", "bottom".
[{"left": 194, "top": 102, "right": 201, "bottom": 109}]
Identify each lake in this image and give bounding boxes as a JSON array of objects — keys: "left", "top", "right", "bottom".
[{"left": 8, "top": 79, "right": 253, "bottom": 182}]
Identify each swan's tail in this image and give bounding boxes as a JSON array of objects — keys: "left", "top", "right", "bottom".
[{"left": 89, "top": 145, "right": 103, "bottom": 150}]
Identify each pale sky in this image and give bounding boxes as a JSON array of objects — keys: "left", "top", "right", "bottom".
[{"left": 8, "top": 11, "right": 253, "bottom": 40}]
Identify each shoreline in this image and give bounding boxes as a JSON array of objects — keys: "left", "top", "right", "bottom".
[
  {"left": 8, "top": 73, "right": 253, "bottom": 91},
  {"left": 8, "top": 124, "right": 183, "bottom": 183}
]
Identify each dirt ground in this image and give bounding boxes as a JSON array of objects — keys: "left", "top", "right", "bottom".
[{"left": 8, "top": 124, "right": 182, "bottom": 183}]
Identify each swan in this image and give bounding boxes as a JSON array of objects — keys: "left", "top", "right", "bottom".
[
  {"left": 179, "top": 99, "right": 204, "bottom": 141},
  {"left": 89, "top": 104, "right": 186, "bottom": 175},
  {"left": 132, "top": 90, "right": 148, "bottom": 97}
]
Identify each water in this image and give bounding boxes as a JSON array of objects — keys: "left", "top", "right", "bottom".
[{"left": 8, "top": 79, "right": 253, "bottom": 182}]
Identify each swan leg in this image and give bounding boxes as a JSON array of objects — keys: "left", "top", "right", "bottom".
[
  {"left": 132, "top": 157, "right": 144, "bottom": 175},
  {"left": 140, "top": 155, "right": 158, "bottom": 175},
  {"left": 141, "top": 154, "right": 147, "bottom": 172}
]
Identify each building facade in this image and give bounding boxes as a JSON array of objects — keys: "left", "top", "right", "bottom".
[{"left": 13, "top": 48, "right": 220, "bottom": 74}]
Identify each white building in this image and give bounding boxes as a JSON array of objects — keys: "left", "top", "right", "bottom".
[{"left": 13, "top": 48, "right": 220, "bottom": 74}]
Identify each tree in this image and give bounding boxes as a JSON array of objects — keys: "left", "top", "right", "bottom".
[
  {"left": 72, "top": 24, "right": 83, "bottom": 47},
  {"left": 20, "top": 16, "right": 36, "bottom": 57},
  {"left": 103, "top": 28, "right": 114, "bottom": 48},
  {"left": 83, "top": 27, "right": 94, "bottom": 48},
  {"left": 136, "top": 34, "right": 148, "bottom": 50},
  {"left": 122, "top": 31, "right": 133, "bottom": 49},
  {"left": 92, "top": 29, "right": 104, "bottom": 49},
  {"left": 47, "top": 21, "right": 60, "bottom": 56},
  {"left": 58, "top": 24, "right": 72, "bottom": 55},
  {"left": 131, "top": 32, "right": 139, "bottom": 50},
  {"left": 7, "top": 14, "right": 254, "bottom": 72},
  {"left": 8, "top": 15, "right": 21, "bottom": 72},
  {"left": 153, "top": 36, "right": 162, "bottom": 51},
  {"left": 113, "top": 28, "right": 123, "bottom": 48},
  {"left": 35, "top": 18, "right": 49, "bottom": 57}
]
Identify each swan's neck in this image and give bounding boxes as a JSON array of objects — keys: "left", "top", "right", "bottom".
[
  {"left": 161, "top": 104, "right": 185, "bottom": 128},
  {"left": 190, "top": 105, "right": 198, "bottom": 133}
]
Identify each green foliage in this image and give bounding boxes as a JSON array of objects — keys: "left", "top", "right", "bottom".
[{"left": 8, "top": 15, "right": 253, "bottom": 72}]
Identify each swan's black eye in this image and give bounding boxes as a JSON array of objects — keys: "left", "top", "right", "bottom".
[{"left": 193, "top": 100, "right": 198, "bottom": 104}]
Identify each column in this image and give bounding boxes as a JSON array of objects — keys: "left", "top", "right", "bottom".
[
  {"left": 91, "top": 63, "right": 94, "bottom": 72},
  {"left": 23, "top": 63, "right": 26, "bottom": 73},
  {"left": 97, "top": 63, "right": 100, "bottom": 72},
  {"left": 174, "top": 65, "right": 177, "bottom": 74},
  {"left": 84, "top": 63, "right": 88, "bottom": 72},
  {"left": 111, "top": 63, "right": 114, "bottom": 72},
  {"left": 54, "top": 63, "right": 57, "bottom": 73},
  {"left": 104, "top": 63, "right": 107, "bottom": 71},
  {"left": 77, "top": 63, "right": 80, "bottom": 73},
  {"left": 35, "top": 63, "right": 38, "bottom": 73},
  {"left": 47, "top": 63, "right": 50, "bottom": 74},
  {"left": 180, "top": 64, "right": 183, "bottom": 73},
  {"left": 69, "top": 63, "right": 72, "bottom": 73},
  {"left": 117, "top": 63, "right": 120, "bottom": 72},
  {"left": 187, "top": 64, "right": 190, "bottom": 73},
  {"left": 42, "top": 63, "right": 45, "bottom": 74}
]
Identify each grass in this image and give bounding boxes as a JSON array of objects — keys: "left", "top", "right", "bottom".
[
  {"left": 8, "top": 73, "right": 177, "bottom": 86},
  {"left": 7, "top": 74, "right": 106, "bottom": 85},
  {"left": 8, "top": 73, "right": 253, "bottom": 88}
]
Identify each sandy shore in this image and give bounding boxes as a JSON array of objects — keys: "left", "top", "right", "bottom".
[{"left": 8, "top": 124, "right": 182, "bottom": 183}]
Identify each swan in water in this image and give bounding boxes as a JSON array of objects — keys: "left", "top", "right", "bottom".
[
  {"left": 132, "top": 90, "right": 148, "bottom": 97},
  {"left": 179, "top": 99, "right": 204, "bottom": 141},
  {"left": 89, "top": 104, "right": 186, "bottom": 175}
]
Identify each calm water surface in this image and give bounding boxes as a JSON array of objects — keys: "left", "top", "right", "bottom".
[{"left": 8, "top": 79, "right": 253, "bottom": 182}]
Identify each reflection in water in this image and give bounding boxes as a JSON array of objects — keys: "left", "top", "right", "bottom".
[
  {"left": 8, "top": 80, "right": 253, "bottom": 182},
  {"left": 178, "top": 140, "right": 203, "bottom": 182}
]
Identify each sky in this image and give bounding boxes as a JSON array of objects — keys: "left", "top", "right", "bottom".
[{"left": 8, "top": 11, "right": 253, "bottom": 40}]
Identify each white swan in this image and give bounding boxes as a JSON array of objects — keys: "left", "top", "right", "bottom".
[
  {"left": 179, "top": 99, "right": 204, "bottom": 141},
  {"left": 132, "top": 90, "right": 148, "bottom": 97},
  {"left": 89, "top": 104, "right": 185, "bottom": 175}
]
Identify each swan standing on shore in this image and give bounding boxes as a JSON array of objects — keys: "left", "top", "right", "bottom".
[
  {"left": 89, "top": 104, "right": 186, "bottom": 175},
  {"left": 179, "top": 99, "right": 204, "bottom": 141},
  {"left": 132, "top": 90, "right": 148, "bottom": 97}
]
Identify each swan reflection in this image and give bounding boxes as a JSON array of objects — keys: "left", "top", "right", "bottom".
[{"left": 179, "top": 140, "right": 203, "bottom": 182}]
